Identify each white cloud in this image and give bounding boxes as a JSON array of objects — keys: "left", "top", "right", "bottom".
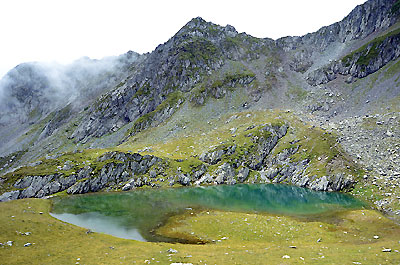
[{"left": 0, "top": 0, "right": 366, "bottom": 78}]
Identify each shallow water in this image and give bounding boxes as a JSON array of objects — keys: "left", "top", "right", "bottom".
[{"left": 50, "top": 184, "right": 364, "bottom": 242}]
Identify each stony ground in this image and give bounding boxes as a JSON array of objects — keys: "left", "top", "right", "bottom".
[
  {"left": 330, "top": 112, "right": 400, "bottom": 219},
  {"left": 292, "top": 73, "right": 400, "bottom": 221}
]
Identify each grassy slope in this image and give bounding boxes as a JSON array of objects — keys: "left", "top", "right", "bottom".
[{"left": 0, "top": 199, "right": 399, "bottom": 264}]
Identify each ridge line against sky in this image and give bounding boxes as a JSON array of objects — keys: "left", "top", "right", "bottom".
[{"left": 0, "top": 0, "right": 367, "bottom": 78}]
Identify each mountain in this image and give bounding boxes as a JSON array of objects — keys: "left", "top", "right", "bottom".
[{"left": 0, "top": 0, "right": 399, "bottom": 219}]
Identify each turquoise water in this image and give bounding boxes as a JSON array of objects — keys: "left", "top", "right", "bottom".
[{"left": 50, "top": 184, "right": 364, "bottom": 242}]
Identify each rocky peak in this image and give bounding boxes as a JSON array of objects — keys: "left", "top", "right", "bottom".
[
  {"left": 68, "top": 16, "right": 278, "bottom": 143},
  {"left": 184, "top": 16, "right": 208, "bottom": 29},
  {"left": 174, "top": 16, "right": 238, "bottom": 42}
]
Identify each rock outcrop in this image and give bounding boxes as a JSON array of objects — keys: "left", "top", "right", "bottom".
[
  {"left": 0, "top": 152, "right": 163, "bottom": 201},
  {"left": 306, "top": 28, "right": 400, "bottom": 85},
  {"left": 278, "top": 0, "right": 398, "bottom": 74}
]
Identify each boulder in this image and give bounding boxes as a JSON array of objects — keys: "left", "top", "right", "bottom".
[
  {"left": 177, "top": 174, "right": 191, "bottom": 186},
  {"left": 237, "top": 167, "right": 250, "bottom": 182},
  {"left": 0, "top": 191, "right": 20, "bottom": 202}
]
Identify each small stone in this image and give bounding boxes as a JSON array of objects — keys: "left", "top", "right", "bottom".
[
  {"left": 382, "top": 248, "right": 391, "bottom": 252},
  {"left": 289, "top": 246, "right": 297, "bottom": 248},
  {"left": 282, "top": 255, "right": 290, "bottom": 259},
  {"left": 317, "top": 238, "right": 322, "bottom": 242},
  {"left": 167, "top": 248, "right": 178, "bottom": 254},
  {"left": 6, "top": 241, "right": 13, "bottom": 246},
  {"left": 24, "top": 243, "right": 32, "bottom": 247},
  {"left": 373, "top": 235, "right": 379, "bottom": 239}
]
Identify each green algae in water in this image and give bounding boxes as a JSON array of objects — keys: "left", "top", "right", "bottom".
[{"left": 50, "top": 184, "right": 364, "bottom": 242}]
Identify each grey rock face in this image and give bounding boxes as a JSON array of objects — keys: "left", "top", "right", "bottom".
[
  {"left": 199, "top": 124, "right": 288, "bottom": 171},
  {"left": 199, "top": 149, "right": 225, "bottom": 165},
  {"left": 214, "top": 163, "right": 235, "bottom": 184},
  {"left": 192, "top": 164, "right": 207, "bottom": 180},
  {"left": 310, "top": 176, "right": 330, "bottom": 191},
  {"left": 67, "top": 179, "right": 90, "bottom": 194},
  {"left": 265, "top": 167, "right": 279, "bottom": 180},
  {"left": 199, "top": 145, "right": 236, "bottom": 165},
  {"left": 177, "top": 174, "right": 191, "bottom": 186},
  {"left": 0, "top": 191, "right": 20, "bottom": 202},
  {"left": 278, "top": 0, "right": 397, "bottom": 74},
  {"left": 237, "top": 167, "right": 250, "bottom": 183},
  {"left": 66, "top": 152, "right": 162, "bottom": 195},
  {"left": 306, "top": 32, "right": 400, "bottom": 86},
  {"left": 195, "top": 173, "right": 213, "bottom": 185},
  {"left": 247, "top": 125, "right": 288, "bottom": 170}
]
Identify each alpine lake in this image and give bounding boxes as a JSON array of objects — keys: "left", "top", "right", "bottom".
[{"left": 50, "top": 184, "right": 365, "bottom": 243}]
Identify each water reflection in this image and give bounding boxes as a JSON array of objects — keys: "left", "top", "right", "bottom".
[{"left": 51, "top": 184, "right": 364, "bottom": 242}]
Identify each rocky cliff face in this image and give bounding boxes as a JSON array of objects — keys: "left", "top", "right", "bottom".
[
  {"left": 278, "top": 0, "right": 398, "bottom": 73},
  {"left": 307, "top": 27, "right": 400, "bottom": 85}
]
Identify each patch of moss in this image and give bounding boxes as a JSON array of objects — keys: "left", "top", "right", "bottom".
[
  {"left": 134, "top": 81, "right": 151, "bottom": 98},
  {"left": 286, "top": 80, "right": 308, "bottom": 100},
  {"left": 165, "top": 157, "right": 204, "bottom": 176},
  {"left": 190, "top": 63, "right": 256, "bottom": 106},
  {"left": 177, "top": 37, "right": 220, "bottom": 63},
  {"left": 356, "top": 43, "right": 379, "bottom": 68},
  {"left": 383, "top": 57, "right": 400, "bottom": 81},
  {"left": 28, "top": 107, "right": 40, "bottom": 120},
  {"left": 391, "top": 0, "right": 400, "bottom": 14}
]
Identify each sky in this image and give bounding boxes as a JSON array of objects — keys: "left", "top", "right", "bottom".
[{"left": 0, "top": 0, "right": 367, "bottom": 79}]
